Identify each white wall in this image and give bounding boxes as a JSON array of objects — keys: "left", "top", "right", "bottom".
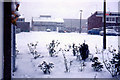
[{"left": 0, "top": 1, "right": 3, "bottom": 79}]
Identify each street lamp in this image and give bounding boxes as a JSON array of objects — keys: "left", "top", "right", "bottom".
[
  {"left": 86, "top": 22, "right": 88, "bottom": 33},
  {"left": 79, "top": 10, "right": 83, "bottom": 33}
]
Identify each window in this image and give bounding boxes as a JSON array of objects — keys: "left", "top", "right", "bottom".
[
  {"left": 106, "top": 18, "right": 109, "bottom": 21},
  {"left": 106, "top": 17, "right": 116, "bottom": 22}
]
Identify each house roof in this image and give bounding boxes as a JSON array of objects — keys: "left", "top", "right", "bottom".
[{"left": 33, "top": 17, "right": 64, "bottom": 23}]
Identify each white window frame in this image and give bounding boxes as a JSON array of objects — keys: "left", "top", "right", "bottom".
[
  {"left": 0, "top": 1, "right": 3, "bottom": 79},
  {"left": 103, "top": 16, "right": 116, "bottom": 23}
]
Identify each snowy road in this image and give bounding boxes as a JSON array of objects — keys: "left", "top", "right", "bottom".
[{"left": 14, "top": 31, "right": 118, "bottom": 78}]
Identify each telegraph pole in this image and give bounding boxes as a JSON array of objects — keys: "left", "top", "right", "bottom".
[{"left": 103, "top": 0, "right": 106, "bottom": 49}]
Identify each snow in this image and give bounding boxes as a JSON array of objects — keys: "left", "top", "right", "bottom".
[
  {"left": 13, "top": 31, "right": 119, "bottom": 78},
  {"left": 33, "top": 17, "right": 64, "bottom": 23}
]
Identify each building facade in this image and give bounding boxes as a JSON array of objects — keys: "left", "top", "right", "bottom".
[
  {"left": 32, "top": 15, "right": 64, "bottom": 31},
  {"left": 64, "top": 19, "right": 87, "bottom": 32},
  {"left": 88, "top": 11, "right": 120, "bottom": 30},
  {"left": 16, "top": 16, "right": 30, "bottom": 32}
]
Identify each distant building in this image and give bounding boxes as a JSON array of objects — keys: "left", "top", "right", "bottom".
[
  {"left": 16, "top": 16, "right": 30, "bottom": 32},
  {"left": 88, "top": 11, "right": 120, "bottom": 30},
  {"left": 17, "top": 17, "right": 25, "bottom": 22},
  {"left": 32, "top": 15, "right": 64, "bottom": 31},
  {"left": 16, "top": 22, "right": 30, "bottom": 32},
  {"left": 64, "top": 19, "right": 87, "bottom": 32}
]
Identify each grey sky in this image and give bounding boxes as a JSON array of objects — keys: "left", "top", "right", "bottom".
[{"left": 19, "top": 0, "right": 119, "bottom": 22}]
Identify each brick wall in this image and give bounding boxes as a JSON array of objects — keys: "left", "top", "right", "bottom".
[{"left": 88, "top": 12, "right": 102, "bottom": 30}]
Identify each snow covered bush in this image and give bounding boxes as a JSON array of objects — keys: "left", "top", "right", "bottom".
[
  {"left": 91, "top": 57, "right": 103, "bottom": 72},
  {"left": 102, "top": 46, "right": 120, "bottom": 77},
  {"left": 38, "top": 61, "right": 54, "bottom": 74},
  {"left": 27, "top": 41, "right": 42, "bottom": 59},
  {"left": 27, "top": 41, "right": 38, "bottom": 55},
  {"left": 47, "top": 40, "right": 60, "bottom": 57}
]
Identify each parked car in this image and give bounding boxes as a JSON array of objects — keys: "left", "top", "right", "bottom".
[
  {"left": 88, "top": 30, "right": 92, "bottom": 34},
  {"left": 88, "top": 28, "right": 101, "bottom": 35},
  {"left": 46, "top": 29, "right": 51, "bottom": 32},
  {"left": 58, "top": 30, "right": 65, "bottom": 33},
  {"left": 100, "top": 29, "right": 117, "bottom": 36},
  {"left": 16, "top": 28, "right": 21, "bottom": 33},
  {"left": 114, "top": 26, "right": 120, "bottom": 36},
  {"left": 116, "top": 32, "right": 120, "bottom": 36}
]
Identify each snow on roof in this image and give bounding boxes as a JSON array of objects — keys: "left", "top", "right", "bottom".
[
  {"left": 40, "top": 15, "right": 51, "bottom": 18},
  {"left": 54, "top": 18, "right": 64, "bottom": 23},
  {"left": 33, "top": 17, "right": 64, "bottom": 23},
  {"left": 96, "top": 11, "right": 120, "bottom": 14},
  {"left": 19, "top": 14, "right": 25, "bottom": 18}
]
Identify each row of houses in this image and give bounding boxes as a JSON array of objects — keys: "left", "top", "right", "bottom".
[{"left": 16, "top": 11, "right": 120, "bottom": 33}]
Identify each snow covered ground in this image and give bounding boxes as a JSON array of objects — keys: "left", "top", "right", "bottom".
[{"left": 13, "top": 31, "right": 119, "bottom": 78}]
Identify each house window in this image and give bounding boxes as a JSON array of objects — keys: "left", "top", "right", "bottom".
[
  {"left": 111, "top": 18, "right": 115, "bottom": 21},
  {"left": 106, "top": 18, "right": 109, "bottom": 21},
  {"left": 106, "top": 17, "right": 116, "bottom": 22}
]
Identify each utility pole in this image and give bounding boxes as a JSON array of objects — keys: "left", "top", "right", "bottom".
[
  {"left": 79, "top": 10, "right": 82, "bottom": 33},
  {"left": 103, "top": 0, "right": 106, "bottom": 49}
]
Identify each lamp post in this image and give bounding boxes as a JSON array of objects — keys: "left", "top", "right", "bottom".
[
  {"left": 103, "top": 0, "right": 106, "bottom": 49},
  {"left": 79, "top": 10, "right": 82, "bottom": 33},
  {"left": 86, "top": 22, "right": 88, "bottom": 33}
]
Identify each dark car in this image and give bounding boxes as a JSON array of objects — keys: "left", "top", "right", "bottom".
[
  {"left": 88, "top": 30, "right": 92, "bottom": 34},
  {"left": 58, "top": 30, "right": 65, "bottom": 33},
  {"left": 116, "top": 32, "right": 120, "bottom": 36},
  {"left": 88, "top": 28, "right": 101, "bottom": 35}
]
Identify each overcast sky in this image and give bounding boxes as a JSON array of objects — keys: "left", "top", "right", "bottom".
[{"left": 19, "top": 0, "right": 119, "bottom": 22}]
